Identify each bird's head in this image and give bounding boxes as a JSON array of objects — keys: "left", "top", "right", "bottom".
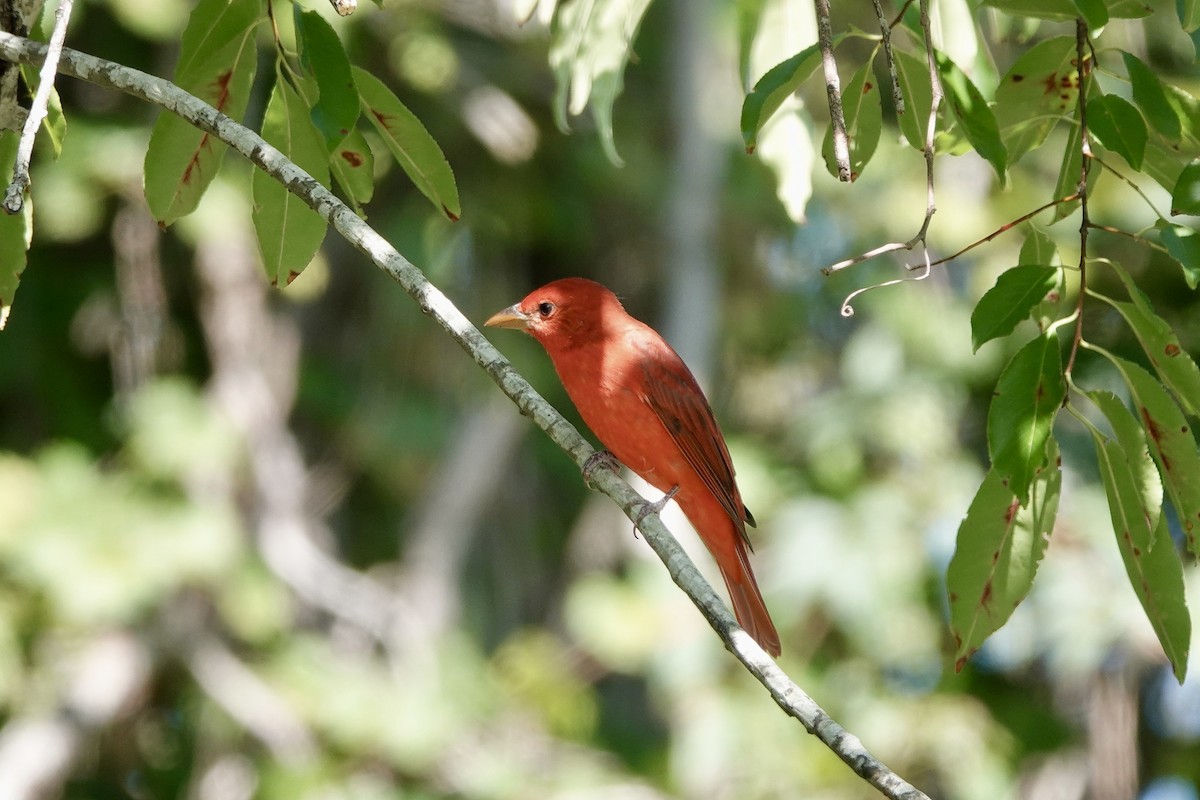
[{"left": 485, "top": 278, "right": 623, "bottom": 349}]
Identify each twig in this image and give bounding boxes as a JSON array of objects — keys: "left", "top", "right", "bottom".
[
  {"left": 0, "top": 33, "right": 931, "bottom": 800},
  {"left": 838, "top": 244, "right": 932, "bottom": 317},
  {"left": 1065, "top": 19, "right": 1092, "bottom": 379},
  {"left": 872, "top": 0, "right": 902, "bottom": 115},
  {"left": 822, "top": 3, "right": 941, "bottom": 279},
  {"left": 2, "top": 0, "right": 71, "bottom": 214},
  {"left": 907, "top": 192, "right": 1081, "bottom": 271},
  {"left": 815, "top": 0, "right": 850, "bottom": 181},
  {"left": 889, "top": 0, "right": 917, "bottom": 28},
  {"left": 1091, "top": 153, "right": 1167, "bottom": 220}
]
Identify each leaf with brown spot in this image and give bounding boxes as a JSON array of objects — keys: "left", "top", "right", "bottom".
[
  {"left": 1107, "top": 355, "right": 1200, "bottom": 559},
  {"left": 1115, "top": 513, "right": 1190, "bottom": 683},
  {"left": 947, "top": 439, "right": 1060, "bottom": 671},
  {"left": 144, "top": 0, "right": 263, "bottom": 226},
  {"left": 329, "top": 127, "right": 375, "bottom": 212},
  {"left": 993, "top": 37, "right": 1081, "bottom": 167},
  {"left": 354, "top": 67, "right": 460, "bottom": 220},
  {"left": 987, "top": 332, "right": 1065, "bottom": 504},
  {"left": 1101, "top": 261, "right": 1200, "bottom": 416},
  {"left": 1087, "top": 390, "right": 1163, "bottom": 554}
]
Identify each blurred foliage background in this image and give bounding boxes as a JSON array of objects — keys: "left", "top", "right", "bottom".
[{"left": 1, "top": 0, "right": 1200, "bottom": 798}]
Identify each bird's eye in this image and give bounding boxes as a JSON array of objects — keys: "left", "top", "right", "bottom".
[{"left": 537, "top": 301, "right": 556, "bottom": 317}]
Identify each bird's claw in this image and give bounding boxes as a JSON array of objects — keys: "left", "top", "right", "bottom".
[
  {"left": 582, "top": 450, "right": 622, "bottom": 488},
  {"left": 632, "top": 485, "right": 680, "bottom": 537}
]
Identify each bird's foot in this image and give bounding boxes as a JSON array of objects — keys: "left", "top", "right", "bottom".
[
  {"left": 632, "top": 485, "right": 680, "bottom": 537},
  {"left": 582, "top": 450, "right": 622, "bottom": 488}
]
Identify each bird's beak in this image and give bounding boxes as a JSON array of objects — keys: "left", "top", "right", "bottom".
[{"left": 484, "top": 304, "right": 531, "bottom": 330}]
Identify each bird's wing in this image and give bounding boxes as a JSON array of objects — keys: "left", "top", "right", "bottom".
[{"left": 638, "top": 351, "right": 755, "bottom": 544}]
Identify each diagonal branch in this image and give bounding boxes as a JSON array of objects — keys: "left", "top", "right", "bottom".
[{"left": 0, "top": 32, "right": 930, "bottom": 800}]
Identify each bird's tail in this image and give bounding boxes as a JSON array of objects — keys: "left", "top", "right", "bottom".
[{"left": 722, "top": 541, "right": 781, "bottom": 657}]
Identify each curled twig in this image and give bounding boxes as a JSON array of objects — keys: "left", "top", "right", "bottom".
[{"left": 839, "top": 244, "right": 932, "bottom": 317}]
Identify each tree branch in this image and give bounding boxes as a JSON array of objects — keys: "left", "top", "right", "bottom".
[
  {"left": 2, "top": 0, "right": 69, "bottom": 213},
  {"left": 0, "top": 32, "right": 930, "bottom": 800}
]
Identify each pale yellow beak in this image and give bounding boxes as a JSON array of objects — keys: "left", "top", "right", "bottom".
[{"left": 484, "top": 304, "right": 531, "bottom": 330}]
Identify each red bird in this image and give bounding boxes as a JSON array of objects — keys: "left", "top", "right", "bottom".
[{"left": 486, "top": 278, "right": 781, "bottom": 657}]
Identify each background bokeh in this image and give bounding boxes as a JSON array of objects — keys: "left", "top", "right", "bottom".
[{"left": 1, "top": 0, "right": 1199, "bottom": 798}]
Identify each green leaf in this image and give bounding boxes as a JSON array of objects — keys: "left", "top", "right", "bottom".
[
  {"left": 1122, "top": 51, "right": 1182, "bottom": 143},
  {"left": 820, "top": 61, "right": 883, "bottom": 181},
  {"left": 1108, "top": 355, "right": 1200, "bottom": 558},
  {"left": 0, "top": 131, "right": 31, "bottom": 330},
  {"left": 294, "top": 8, "right": 359, "bottom": 152},
  {"left": 971, "top": 266, "right": 1059, "bottom": 352},
  {"left": 987, "top": 332, "right": 1065, "bottom": 503},
  {"left": 1052, "top": 114, "right": 1085, "bottom": 220},
  {"left": 548, "top": 0, "right": 653, "bottom": 166},
  {"left": 1171, "top": 159, "right": 1200, "bottom": 215},
  {"left": 894, "top": 48, "right": 933, "bottom": 152},
  {"left": 1180, "top": 0, "right": 1200, "bottom": 31},
  {"left": 947, "top": 440, "right": 1059, "bottom": 671},
  {"left": 354, "top": 66, "right": 461, "bottom": 221},
  {"left": 1088, "top": 94, "right": 1147, "bottom": 170},
  {"left": 937, "top": 52, "right": 1007, "bottom": 182},
  {"left": 1164, "top": 84, "right": 1200, "bottom": 145},
  {"left": 980, "top": 0, "right": 1076, "bottom": 19},
  {"left": 1087, "top": 390, "right": 1163, "bottom": 553},
  {"left": 740, "top": 43, "right": 822, "bottom": 153},
  {"left": 1019, "top": 227, "right": 1059, "bottom": 266},
  {"left": 143, "top": 0, "right": 263, "bottom": 226},
  {"left": 993, "top": 36, "right": 1079, "bottom": 166},
  {"left": 1102, "top": 261, "right": 1200, "bottom": 416},
  {"left": 1157, "top": 221, "right": 1200, "bottom": 289},
  {"left": 251, "top": 77, "right": 329, "bottom": 286},
  {"left": 1072, "top": 0, "right": 1108, "bottom": 29},
  {"left": 329, "top": 127, "right": 375, "bottom": 210},
  {"left": 1120, "top": 514, "right": 1190, "bottom": 682},
  {"left": 981, "top": 0, "right": 1149, "bottom": 18},
  {"left": 19, "top": 64, "right": 66, "bottom": 157}
]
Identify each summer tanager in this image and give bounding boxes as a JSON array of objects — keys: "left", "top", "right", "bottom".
[{"left": 485, "top": 278, "right": 781, "bottom": 656}]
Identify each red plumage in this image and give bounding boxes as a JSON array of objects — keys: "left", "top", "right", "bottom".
[{"left": 486, "top": 278, "right": 781, "bottom": 657}]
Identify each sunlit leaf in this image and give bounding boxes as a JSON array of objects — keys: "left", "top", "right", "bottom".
[
  {"left": 1120, "top": 515, "right": 1190, "bottom": 682},
  {"left": 1107, "top": 355, "right": 1200, "bottom": 558},
  {"left": 971, "top": 266, "right": 1059, "bottom": 352},
  {"left": 987, "top": 332, "right": 1065, "bottom": 503},
  {"left": 740, "top": 42, "right": 822, "bottom": 153},
  {"left": 1089, "top": 94, "right": 1147, "bottom": 169},
  {"left": 820, "top": 61, "right": 882, "bottom": 181},
  {"left": 295, "top": 8, "right": 360, "bottom": 152},
  {"left": 19, "top": 64, "right": 66, "bottom": 157},
  {"left": 252, "top": 77, "right": 329, "bottom": 286},
  {"left": 143, "top": 0, "right": 263, "bottom": 226},
  {"left": 1181, "top": 0, "right": 1200, "bottom": 31},
  {"left": 947, "top": 439, "right": 1059, "bottom": 671},
  {"left": 1102, "top": 261, "right": 1200, "bottom": 416},
  {"left": 0, "top": 131, "right": 31, "bottom": 331},
  {"left": 548, "top": 0, "right": 653, "bottom": 166},
  {"left": 937, "top": 52, "right": 1007, "bottom": 182},
  {"left": 330, "top": 127, "right": 375, "bottom": 210},
  {"left": 894, "top": 48, "right": 933, "bottom": 152},
  {"left": 1088, "top": 390, "right": 1163, "bottom": 552},
  {"left": 1123, "top": 50, "right": 1182, "bottom": 143},
  {"left": 993, "top": 36, "right": 1079, "bottom": 166},
  {"left": 354, "top": 66, "right": 461, "bottom": 220},
  {"left": 1157, "top": 221, "right": 1200, "bottom": 289}
]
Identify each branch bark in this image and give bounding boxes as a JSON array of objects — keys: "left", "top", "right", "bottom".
[{"left": 0, "top": 32, "right": 930, "bottom": 800}]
